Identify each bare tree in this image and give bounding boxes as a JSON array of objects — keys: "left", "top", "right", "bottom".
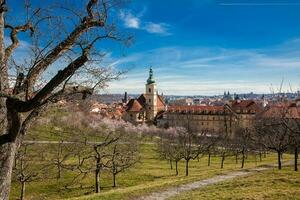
[
  {"left": 177, "top": 128, "right": 211, "bottom": 176},
  {"left": 105, "top": 134, "right": 139, "bottom": 187},
  {"left": 13, "top": 144, "right": 48, "bottom": 200},
  {"left": 284, "top": 104, "right": 300, "bottom": 171},
  {"left": 93, "top": 133, "right": 120, "bottom": 193},
  {"left": 0, "top": 0, "right": 130, "bottom": 198},
  {"left": 254, "top": 105, "right": 292, "bottom": 170},
  {"left": 50, "top": 141, "right": 77, "bottom": 179},
  {"left": 157, "top": 128, "right": 183, "bottom": 176},
  {"left": 66, "top": 118, "right": 140, "bottom": 193},
  {"left": 234, "top": 127, "right": 253, "bottom": 168},
  {"left": 217, "top": 134, "right": 231, "bottom": 169}
]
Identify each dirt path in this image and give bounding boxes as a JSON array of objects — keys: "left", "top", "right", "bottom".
[{"left": 137, "top": 167, "right": 268, "bottom": 200}]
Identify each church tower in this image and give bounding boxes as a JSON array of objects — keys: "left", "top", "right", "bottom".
[{"left": 145, "top": 67, "right": 157, "bottom": 120}]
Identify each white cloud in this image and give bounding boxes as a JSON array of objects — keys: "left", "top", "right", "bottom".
[
  {"left": 119, "top": 10, "right": 171, "bottom": 36},
  {"left": 106, "top": 39, "right": 300, "bottom": 95},
  {"left": 119, "top": 10, "right": 140, "bottom": 29},
  {"left": 144, "top": 22, "right": 171, "bottom": 35}
]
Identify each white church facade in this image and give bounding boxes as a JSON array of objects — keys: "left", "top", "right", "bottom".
[{"left": 123, "top": 68, "right": 165, "bottom": 124}]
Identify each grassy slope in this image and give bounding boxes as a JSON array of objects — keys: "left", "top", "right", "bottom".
[
  {"left": 171, "top": 166, "right": 300, "bottom": 200},
  {"left": 10, "top": 108, "right": 296, "bottom": 200},
  {"left": 68, "top": 151, "right": 288, "bottom": 200},
  {"left": 9, "top": 142, "right": 287, "bottom": 200}
]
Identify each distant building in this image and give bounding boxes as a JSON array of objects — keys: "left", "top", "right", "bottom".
[
  {"left": 157, "top": 100, "right": 262, "bottom": 137},
  {"left": 170, "top": 98, "right": 194, "bottom": 106},
  {"left": 123, "top": 69, "right": 300, "bottom": 138},
  {"left": 123, "top": 68, "right": 165, "bottom": 124}
]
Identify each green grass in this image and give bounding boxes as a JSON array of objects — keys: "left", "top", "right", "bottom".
[
  {"left": 10, "top": 142, "right": 287, "bottom": 200},
  {"left": 171, "top": 166, "right": 300, "bottom": 200}
]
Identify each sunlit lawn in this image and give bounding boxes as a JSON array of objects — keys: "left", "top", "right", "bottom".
[
  {"left": 171, "top": 166, "right": 300, "bottom": 200},
  {"left": 9, "top": 140, "right": 292, "bottom": 200}
]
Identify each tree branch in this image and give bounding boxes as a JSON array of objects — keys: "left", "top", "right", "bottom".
[
  {"left": 25, "top": 0, "right": 105, "bottom": 94},
  {"left": 4, "top": 23, "right": 34, "bottom": 61}
]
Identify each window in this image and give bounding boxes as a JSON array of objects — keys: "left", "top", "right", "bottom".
[
  {"left": 149, "top": 88, "right": 151, "bottom": 93},
  {"left": 149, "top": 99, "right": 151, "bottom": 103}
]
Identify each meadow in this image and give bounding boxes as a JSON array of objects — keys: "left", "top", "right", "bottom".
[{"left": 10, "top": 140, "right": 294, "bottom": 200}]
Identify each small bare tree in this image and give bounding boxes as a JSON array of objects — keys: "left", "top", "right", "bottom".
[
  {"left": 50, "top": 141, "right": 77, "bottom": 179},
  {"left": 254, "top": 106, "right": 292, "bottom": 170},
  {"left": 157, "top": 128, "right": 183, "bottom": 176},
  {"left": 105, "top": 136, "right": 139, "bottom": 187},
  {"left": 68, "top": 118, "right": 140, "bottom": 193},
  {"left": 13, "top": 144, "right": 48, "bottom": 200},
  {"left": 234, "top": 127, "right": 254, "bottom": 168}
]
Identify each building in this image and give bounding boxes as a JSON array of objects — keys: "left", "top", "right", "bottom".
[
  {"left": 123, "top": 68, "right": 165, "bottom": 124},
  {"left": 157, "top": 100, "right": 262, "bottom": 137},
  {"left": 123, "top": 69, "right": 264, "bottom": 137}
]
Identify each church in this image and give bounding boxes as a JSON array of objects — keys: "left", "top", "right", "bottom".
[
  {"left": 123, "top": 68, "right": 165, "bottom": 124},
  {"left": 123, "top": 68, "right": 262, "bottom": 137}
]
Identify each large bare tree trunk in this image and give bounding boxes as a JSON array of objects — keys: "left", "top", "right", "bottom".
[{"left": 0, "top": 142, "right": 18, "bottom": 200}]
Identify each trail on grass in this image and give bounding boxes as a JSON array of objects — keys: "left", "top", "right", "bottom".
[{"left": 137, "top": 167, "right": 268, "bottom": 200}]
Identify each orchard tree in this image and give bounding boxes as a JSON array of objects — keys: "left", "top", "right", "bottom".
[
  {"left": 234, "top": 127, "right": 253, "bottom": 168},
  {"left": 69, "top": 118, "right": 140, "bottom": 193},
  {"left": 254, "top": 105, "right": 292, "bottom": 170},
  {"left": 13, "top": 144, "right": 48, "bottom": 200},
  {"left": 105, "top": 134, "right": 139, "bottom": 187},
  {"left": 0, "top": 0, "right": 130, "bottom": 198},
  {"left": 157, "top": 127, "right": 183, "bottom": 176}
]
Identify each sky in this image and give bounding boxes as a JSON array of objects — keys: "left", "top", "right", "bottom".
[
  {"left": 105, "top": 0, "right": 300, "bottom": 95},
  {"left": 8, "top": 0, "right": 300, "bottom": 95}
]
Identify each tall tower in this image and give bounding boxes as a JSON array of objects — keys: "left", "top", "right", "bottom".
[{"left": 145, "top": 67, "right": 157, "bottom": 120}]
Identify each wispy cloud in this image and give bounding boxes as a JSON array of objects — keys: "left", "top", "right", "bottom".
[
  {"left": 106, "top": 39, "right": 300, "bottom": 95},
  {"left": 119, "top": 10, "right": 171, "bottom": 36},
  {"left": 144, "top": 22, "right": 171, "bottom": 35}
]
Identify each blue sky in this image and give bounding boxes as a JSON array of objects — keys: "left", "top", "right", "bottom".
[
  {"left": 8, "top": 0, "right": 300, "bottom": 95},
  {"left": 104, "top": 0, "right": 300, "bottom": 95}
]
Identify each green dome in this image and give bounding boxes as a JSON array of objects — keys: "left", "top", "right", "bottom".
[{"left": 147, "top": 67, "right": 155, "bottom": 84}]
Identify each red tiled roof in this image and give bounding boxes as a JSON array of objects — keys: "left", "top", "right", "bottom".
[
  {"left": 137, "top": 94, "right": 165, "bottom": 110},
  {"left": 126, "top": 99, "right": 143, "bottom": 112},
  {"left": 231, "top": 100, "right": 261, "bottom": 113},
  {"left": 261, "top": 104, "right": 300, "bottom": 119},
  {"left": 157, "top": 95, "right": 165, "bottom": 108}
]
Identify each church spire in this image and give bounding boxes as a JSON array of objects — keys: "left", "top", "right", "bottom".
[{"left": 147, "top": 67, "right": 155, "bottom": 84}]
